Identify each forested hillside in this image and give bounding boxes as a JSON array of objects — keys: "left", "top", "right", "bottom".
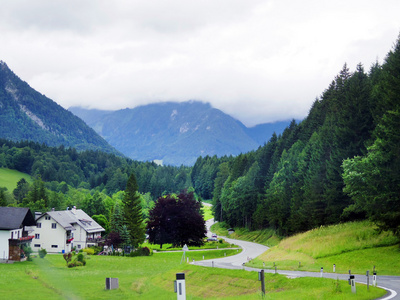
[
  {"left": 0, "top": 139, "right": 191, "bottom": 198},
  {"left": 0, "top": 61, "right": 117, "bottom": 154},
  {"left": 193, "top": 35, "right": 400, "bottom": 237}
]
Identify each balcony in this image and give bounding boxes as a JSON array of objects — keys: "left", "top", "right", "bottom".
[{"left": 86, "top": 237, "right": 104, "bottom": 244}]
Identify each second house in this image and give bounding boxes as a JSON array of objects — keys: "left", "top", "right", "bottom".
[{"left": 32, "top": 207, "right": 105, "bottom": 253}]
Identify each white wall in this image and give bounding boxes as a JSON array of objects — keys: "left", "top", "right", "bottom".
[
  {"left": 71, "top": 223, "right": 87, "bottom": 251},
  {"left": 0, "top": 230, "right": 10, "bottom": 260},
  {"left": 32, "top": 216, "right": 71, "bottom": 253}
]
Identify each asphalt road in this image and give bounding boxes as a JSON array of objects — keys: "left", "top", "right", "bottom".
[{"left": 194, "top": 218, "right": 399, "bottom": 299}]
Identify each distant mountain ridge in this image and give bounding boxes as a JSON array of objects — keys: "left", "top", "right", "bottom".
[
  {"left": 0, "top": 61, "right": 118, "bottom": 154},
  {"left": 70, "top": 102, "right": 291, "bottom": 166}
]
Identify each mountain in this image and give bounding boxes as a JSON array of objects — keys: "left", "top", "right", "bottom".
[
  {"left": 0, "top": 61, "right": 118, "bottom": 154},
  {"left": 70, "top": 101, "right": 290, "bottom": 166}
]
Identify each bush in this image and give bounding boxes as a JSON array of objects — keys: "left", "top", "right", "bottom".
[
  {"left": 38, "top": 248, "right": 47, "bottom": 258},
  {"left": 22, "top": 246, "right": 33, "bottom": 261},
  {"left": 129, "top": 247, "right": 153, "bottom": 257},
  {"left": 77, "top": 253, "right": 85, "bottom": 262},
  {"left": 82, "top": 248, "right": 95, "bottom": 255},
  {"left": 66, "top": 252, "right": 87, "bottom": 268}
]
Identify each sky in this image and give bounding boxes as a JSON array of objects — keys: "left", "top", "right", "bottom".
[{"left": 1, "top": 1, "right": 399, "bottom": 127}]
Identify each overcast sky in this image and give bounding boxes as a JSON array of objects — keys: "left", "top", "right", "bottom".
[{"left": 1, "top": 1, "right": 399, "bottom": 127}]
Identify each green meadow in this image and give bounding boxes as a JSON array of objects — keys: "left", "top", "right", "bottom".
[
  {"left": 202, "top": 203, "right": 213, "bottom": 221},
  {"left": 0, "top": 252, "right": 385, "bottom": 299},
  {"left": 0, "top": 168, "right": 32, "bottom": 191},
  {"left": 246, "top": 221, "right": 400, "bottom": 276}
]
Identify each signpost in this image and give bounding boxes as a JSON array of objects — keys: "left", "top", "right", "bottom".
[{"left": 181, "top": 244, "right": 189, "bottom": 264}]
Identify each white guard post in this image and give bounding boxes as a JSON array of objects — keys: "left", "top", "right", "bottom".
[
  {"left": 349, "top": 275, "right": 356, "bottom": 293},
  {"left": 175, "top": 273, "right": 186, "bottom": 300},
  {"left": 373, "top": 272, "right": 377, "bottom": 287}
]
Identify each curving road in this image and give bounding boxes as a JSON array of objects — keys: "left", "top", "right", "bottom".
[{"left": 194, "top": 218, "right": 400, "bottom": 299}]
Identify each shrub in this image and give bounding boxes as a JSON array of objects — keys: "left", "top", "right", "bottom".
[
  {"left": 23, "top": 246, "right": 33, "bottom": 261},
  {"left": 82, "top": 248, "right": 95, "bottom": 255},
  {"left": 65, "top": 252, "right": 87, "bottom": 268},
  {"left": 129, "top": 247, "right": 153, "bottom": 257},
  {"left": 77, "top": 253, "right": 84, "bottom": 262},
  {"left": 38, "top": 248, "right": 47, "bottom": 258}
]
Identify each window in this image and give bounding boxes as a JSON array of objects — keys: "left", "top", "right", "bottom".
[
  {"left": 51, "top": 245, "right": 58, "bottom": 248},
  {"left": 34, "top": 244, "right": 40, "bottom": 248},
  {"left": 37, "top": 223, "right": 41, "bottom": 228},
  {"left": 35, "top": 234, "right": 40, "bottom": 239},
  {"left": 52, "top": 223, "right": 57, "bottom": 229},
  {"left": 77, "top": 244, "right": 81, "bottom": 249},
  {"left": 45, "top": 216, "right": 51, "bottom": 220},
  {"left": 11, "top": 232, "right": 13, "bottom": 239}
]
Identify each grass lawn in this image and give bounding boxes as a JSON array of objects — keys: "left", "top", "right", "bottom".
[
  {"left": 248, "top": 221, "right": 400, "bottom": 276},
  {"left": 0, "top": 167, "right": 32, "bottom": 191},
  {"left": 0, "top": 252, "right": 386, "bottom": 299}
]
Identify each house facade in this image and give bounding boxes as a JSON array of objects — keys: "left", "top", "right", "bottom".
[
  {"left": 32, "top": 207, "right": 104, "bottom": 253},
  {"left": 0, "top": 207, "right": 36, "bottom": 261}
]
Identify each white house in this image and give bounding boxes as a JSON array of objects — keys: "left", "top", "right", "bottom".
[
  {"left": 32, "top": 207, "right": 105, "bottom": 253},
  {"left": 0, "top": 207, "right": 36, "bottom": 261}
]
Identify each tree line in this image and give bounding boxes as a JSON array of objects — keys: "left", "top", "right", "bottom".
[{"left": 192, "top": 35, "right": 400, "bottom": 237}]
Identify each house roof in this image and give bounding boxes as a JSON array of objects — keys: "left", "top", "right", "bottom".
[
  {"left": 0, "top": 207, "right": 36, "bottom": 230},
  {"left": 39, "top": 209, "right": 105, "bottom": 233}
]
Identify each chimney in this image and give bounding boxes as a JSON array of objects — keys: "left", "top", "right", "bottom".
[{"left": 72, "top": 206, "right": 77, "bottom": 214}]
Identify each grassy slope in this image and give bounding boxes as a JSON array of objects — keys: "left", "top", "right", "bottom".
[
  {"left": 247, "top": 221, "right": 400, "bottom": 275},
  {"left": 202, "top": 203, "right": 213, "bottom": 221},
  {"left": 0, "top": 167, "right": 32, "bottom": 192},
  {"left": 211, "top": 222, "right": 281, "bottom": 247},
  {"left": 0, "top": 253, "right": 385, "bottom": 299}
]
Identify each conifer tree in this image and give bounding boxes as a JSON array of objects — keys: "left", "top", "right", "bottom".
[{"left": 123, "top": 173, "right": 145, "bottom": 248}]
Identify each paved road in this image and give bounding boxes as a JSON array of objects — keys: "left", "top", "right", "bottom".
[{"left": 194, "top": 218, "right": 399, "bottom": 299}]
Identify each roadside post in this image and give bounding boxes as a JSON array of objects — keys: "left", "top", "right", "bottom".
[
  {"left": 366, "top": 271, "right": 369, "bottom": 291},
  {"left": 258, "top": 269, "right": 265, "bottom": 296},
  {"left": 349, "top": 275, "right": 356, "bottom": 294},
  {"left": 333, "top": 264, "right": 336, "bottom": 272},
  {"left": 320, "top": 267, "right": 323, "bottom": 277},
  {"left": 174, "top": 273, "right": 186, "bottom": 300},
  {"left": 373, "top": 272, "right": 377, "bottom": 287}
]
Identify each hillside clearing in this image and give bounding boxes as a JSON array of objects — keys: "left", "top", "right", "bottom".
[{"left": 0, "top": 168, "right": 32, "bottom": 192}]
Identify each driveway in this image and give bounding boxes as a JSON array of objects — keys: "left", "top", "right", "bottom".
[{"left": 194, "top": 218, "right": 399, "bottom": 299}]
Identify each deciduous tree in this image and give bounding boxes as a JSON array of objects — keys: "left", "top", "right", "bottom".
[{"left": 147, "top": 191, "right": 206, "bottom": 249}]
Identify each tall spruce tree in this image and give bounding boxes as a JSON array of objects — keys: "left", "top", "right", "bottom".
[{"left": 123, "top": 173, "right": 145, "bottom": 248}]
